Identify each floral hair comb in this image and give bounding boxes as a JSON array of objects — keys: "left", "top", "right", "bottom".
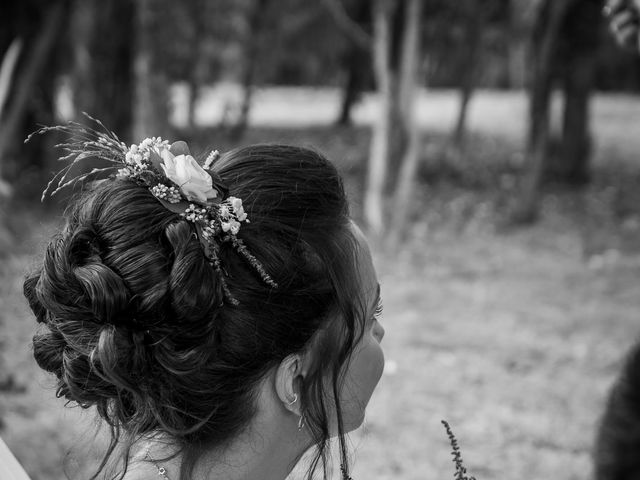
[{"left": 27, "top": 114, "right": 277, "bottom": 304}]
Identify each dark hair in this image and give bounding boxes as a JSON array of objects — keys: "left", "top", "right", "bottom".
[
  {"left": 594, "top": 339, "right": 640, "bottom": 480},
  {"left": 24, "top": 145, "right": 368, "bottom": 480}
]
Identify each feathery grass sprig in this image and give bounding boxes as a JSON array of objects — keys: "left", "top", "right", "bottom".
[{"left": 25, "top": 112, "right": 128, "bottom": 201}]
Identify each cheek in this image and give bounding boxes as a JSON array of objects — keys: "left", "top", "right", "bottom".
[
  {"left": 361, "top": 339, "right": 385, "bottom": 397},
  {"left": 340, "top": 335, "right": 385, "bottom": 431},
  {"left": 358, "top": 336, "right": 384, "bottom": 383}
]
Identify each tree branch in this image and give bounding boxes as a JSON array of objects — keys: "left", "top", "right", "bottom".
[{"left": 321, "top": 0, "right": 371, "bottom": 50}]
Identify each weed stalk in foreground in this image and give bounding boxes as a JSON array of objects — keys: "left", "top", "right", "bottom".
[{"left": 441, "top": 420, "right": 477, "bottom": 480}]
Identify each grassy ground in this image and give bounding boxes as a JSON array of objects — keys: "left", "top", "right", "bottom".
[{"left": 2, "top": 89, "right": 640, "bottom": 480}]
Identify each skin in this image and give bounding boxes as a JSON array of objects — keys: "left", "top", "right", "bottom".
[
  {"left": 126, "top": 222, "right": 385, "bottom": 479},
  {"left": 337, "top": 222, "right": 386, "bottom": 434}
]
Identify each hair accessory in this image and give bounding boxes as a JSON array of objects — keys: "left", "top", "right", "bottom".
[{"left": 26, "top": 114, "right": 278, "bottom": 304}]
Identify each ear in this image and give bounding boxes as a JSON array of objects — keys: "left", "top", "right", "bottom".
[{"left": 275, "top": 354, "right": 307, "bottom": 414}]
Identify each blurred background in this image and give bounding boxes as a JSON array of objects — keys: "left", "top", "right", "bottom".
[{"left": 2, "top": 0, "right": 640, "bottom": 479}]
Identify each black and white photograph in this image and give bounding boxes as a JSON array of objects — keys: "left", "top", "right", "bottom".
[{"left": 2, "top": 1, "right": 640, "bottom": 479}]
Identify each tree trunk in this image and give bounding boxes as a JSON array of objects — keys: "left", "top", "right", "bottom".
[
  {"left": 323, "top": 0, "right": 371, "bottom": 126},
  {"left": 0, "top": 3, "right": 65, "bottom": 172},
  {"left": 0, "top": 38, "right": 22, "bottom": 198},
  {"left": 230, "top": 0, "right": 271, "bottom": 140},
  {"left": 70, "top": 0, "right": 135, "bottom": 142},
  {"left": 336, "top": 25, "right": 371, "bottom": 125},
  {"left": 386, "top": 75, "right": 404, "bottom": 188},
  {"left": 507, "top": 0, "right": 530, "bottom": 89},
  {"left": 385, "top": 0, "right": 407, "bottom": 189},
  {"left": 364, "top": 0, "right": 393, "bottom": 235},
  {"left": 549, "top": 0, "right": 601, "bottom": 185},
  {"left": 0, "top": 38, "right": 22, "bottom": 121},
  {"left": 185, "top": 0, "right": 206, "bottom": 130},
  {"left": 453, "top": 0, "right": 483, "bottom": 147},
  {"left": 388, "top": 0, "right": 422, "bottom": 245},
  {"left": 133, "top": 0, "right": 169, "bottom": 140},
  {"left": 510, "top": 0, "right": 572, "bottom": 224},
  {"left": 337, "top": 61, "right": 361, "bottom": 126},
  {"left": 558, "top": 54, "right": 593, "bottom": 184},
  {"left": 69, "top": 1, "right": 92, "bottom": 120}
]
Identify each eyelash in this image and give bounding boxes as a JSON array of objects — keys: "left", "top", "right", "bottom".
[{"left": 373, "top": 298, "right": 384, "bottom": 319}]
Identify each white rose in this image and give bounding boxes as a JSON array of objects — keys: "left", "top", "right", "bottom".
[{"left": 160, "top": 150, "right": 218, "bottom": 203}]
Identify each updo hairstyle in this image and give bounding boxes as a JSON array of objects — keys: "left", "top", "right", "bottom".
[{"left": 23, "top": 145, "right": 368, "bottom": 479}]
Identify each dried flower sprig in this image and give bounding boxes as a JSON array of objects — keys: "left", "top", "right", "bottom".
[
  {"left": 28, "top": 113, "right": 278, "bottom": 304},
  {"left": 441, "top": 420, "right": 477, "bottom": 480},
  {"left": 25, "top": 112, "right": 128, "bottom": 201}
]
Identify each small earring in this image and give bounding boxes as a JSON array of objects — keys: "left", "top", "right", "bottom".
[
  {"left": 287, "top": 393, "right": 298, "bottom": 406},
  {"left": 297, "top": 413, "right": 306, "bottom": 431}
]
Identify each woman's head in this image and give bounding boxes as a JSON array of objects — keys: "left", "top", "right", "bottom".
[{"left": 24, "top": 144, "right": 384, "bottom": 479}]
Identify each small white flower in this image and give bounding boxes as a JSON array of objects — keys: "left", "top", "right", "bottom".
[
  {"left": 116, "top": 167, "right": 131, "bottom": 178},
  {"left": 229, "top": 197, "right": 242, "bottom": 210},
  {"left": 226, "top": 197, "right": 248, "bottom": 222},
  {"left": 221, "top": 218, "right": 241, "bottom": 234},
  {"left": 150, "top": 183, "right": 181, "bottom": 203},
  {"left": 126, "top": 138, "right": 169, "bottom": 167},
  {"left": 229, "top": 219, "right": 241, "bottom": 235}
]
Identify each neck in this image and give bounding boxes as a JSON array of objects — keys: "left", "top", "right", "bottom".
[
  {"left": 193, "top": 421, "right": 309, "bottom": 480},
  {"left": 139, "top": 406, "right": 311, "bottom": 480}
]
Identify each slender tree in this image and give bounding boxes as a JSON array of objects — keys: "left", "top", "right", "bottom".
[
  {"left": 364, "top": 0, "right": 393, "bottom": 235},
  {"left": 335, "top": 0, "right": 372, "bottom": 126},
  {"left": 511, "top": 0, "right": 572, "bottom": 223},
  {"left": 512, "top": 0, "right": 603, "bottom": 223},
  {"left": 553, "top": 0, "right": 602, "bottom": 185},
  {"left": 389, "top": 0, "right": 423, "bottom": 243},
  {"left": 70, "top": 0, "right": 135, "bottom": 141},
  {"left": 185, "top": 0, "right": 207, "bottom": 129},
  {"left": 452, "top": 0, "right": 484, "bottom": 147},
  {"left": 133, "top": 0, "right": 169, "bottom": 140},
  {"left": 0, "top": 0, "right": 68, "bottom": 185},
  {"left": 229, "top": 0, "right": 272, "bottom": 140}
]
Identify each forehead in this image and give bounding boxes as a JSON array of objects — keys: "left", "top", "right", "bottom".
[{"left": 349, "top": 222, "right": 378, "bottom": 300}]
